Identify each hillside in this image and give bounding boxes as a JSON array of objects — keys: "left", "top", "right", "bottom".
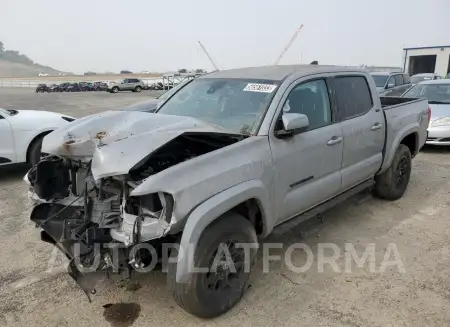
[{"left": 0, "top": 41, "right": 62, "bottom": 77}]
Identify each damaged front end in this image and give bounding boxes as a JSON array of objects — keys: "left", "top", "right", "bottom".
[
  {"left": 26, "top": 112, "right": 245, "bottom": 299},
  {"left": 28, "top": 156, "right": 176, "bottom": 298}
]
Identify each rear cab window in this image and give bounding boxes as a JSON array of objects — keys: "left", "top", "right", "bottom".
[{"left": 333, "top": 76, "right": 373, "bottom": 120}]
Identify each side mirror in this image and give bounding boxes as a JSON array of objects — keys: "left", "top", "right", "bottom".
[
  {"left": 386, "top": 83, "right": 395, "bottom": 89},
  {"left": 275, "top": 113, "right": 309, "bottom": 138}
]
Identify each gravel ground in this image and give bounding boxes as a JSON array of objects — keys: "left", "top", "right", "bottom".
[
  {"left": 0, "top": 87, "right": 163, "bottom": 117},
  {"left": 1, "top": 88, "right": 450, "bottom": 326}
]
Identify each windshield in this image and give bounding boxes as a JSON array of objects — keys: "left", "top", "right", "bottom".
[
  {"left": 157, "top": 81, "right": 189, "bottom": 101},
  {"left": 371, "top": 75, "right": 389, "bottom": 87},
  {"left": 156, "top": 78, "right": 279, "bottom": 134},
  {"left": 411, "top": 75, "right": 432, "bottom": 84},
  {"left": 403, "top": 84, "right": 450, "bottom": 103}
]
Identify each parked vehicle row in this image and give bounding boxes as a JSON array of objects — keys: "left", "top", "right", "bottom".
[
  {"left": 35, "top": 82, "right": 108, "bottom": 93},
  {"left": 370, "top": 71, "right": 449, "bottom": 98},
  {"left": 35, "top": 80, "right": 171, "bottom": 94}
]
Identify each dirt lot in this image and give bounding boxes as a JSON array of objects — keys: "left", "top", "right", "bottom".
[{"left": 1, "top": 88, "right": 450, "bottom": 326}]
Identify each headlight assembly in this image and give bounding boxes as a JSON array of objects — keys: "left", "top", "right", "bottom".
[{"left": 431, "top": 117, "right": 450, "bottom": 127}]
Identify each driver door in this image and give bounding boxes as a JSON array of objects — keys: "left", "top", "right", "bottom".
[
  {"left": 269, "top": 77, "right": 344, "bottom": 223},
  {"left": 0, "top": 115, "right": 15, "bottom": 164}
]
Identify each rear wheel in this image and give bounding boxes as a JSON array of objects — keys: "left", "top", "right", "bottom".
[
  {"left": 374, "top": 144, "right": 411, "bottom": 200},
  {"left": 167, "top": 213, "right": 258, "bottom": 318}
]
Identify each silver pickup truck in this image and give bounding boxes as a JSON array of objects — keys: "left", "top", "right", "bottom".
[{"left": 26, "top": 65, "right": 429, "bottom": 318}]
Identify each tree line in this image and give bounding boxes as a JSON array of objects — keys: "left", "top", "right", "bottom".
[{"left": 0, "top": 41, "right": 36, "bottom": 65}]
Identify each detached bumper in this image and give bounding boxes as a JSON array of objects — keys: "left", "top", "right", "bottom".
[
  {"left": 31, "top": 204, "right": 106, "bottom": 301},
  {"left": 40, "top": 229, "right": 105, "bottom": 301}
]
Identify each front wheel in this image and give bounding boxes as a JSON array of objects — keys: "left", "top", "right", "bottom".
[
  {"left": 134, "top": 86, "right": 142, "bottom": 92},
  {"left": 167, "top": 213, "right": 258, "bottom": 318},
  {"left": 374, "top": 144, "right": 412, "bottom": 200},
  {"left": 111, "top": 87, "right": 119, "bottom": 93}
]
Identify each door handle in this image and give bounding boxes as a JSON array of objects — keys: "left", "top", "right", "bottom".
[
  {"left": 371, "top": 123, "right": 382, "bottom": 131},
  {"left": 327, "top": 136, "right": 343, "bottom": 146}
]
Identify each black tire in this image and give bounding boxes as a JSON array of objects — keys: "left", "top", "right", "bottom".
[
  {"left": 374, "top": 144, "right": 412, "bottom": 200},
  {"left": 28, "top": 135, "right": 46, "bottom": 167},
  {"left": 167, "top": 212, "right": 258, "bottom": 318},
  {"left": 112, "top": 86, "right": 119, "bottom": 93},
  {"left": 135, "top": 86, "right": 142, "bottom": 92}
]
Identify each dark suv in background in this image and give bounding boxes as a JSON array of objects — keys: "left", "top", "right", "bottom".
[
  {"left": 370, "top": 72, "right": 412, "bottom": 96},
  {"left": 35, "top": 84, "right": 49, "bottom": 93}
]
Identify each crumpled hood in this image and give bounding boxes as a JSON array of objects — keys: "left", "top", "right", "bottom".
[{"left": 41, "top": 110, "right": 235, "bottom": 179}]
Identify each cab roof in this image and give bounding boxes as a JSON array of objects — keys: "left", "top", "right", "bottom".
[{"left": 198, "top": 65, "right": 366, "bottom": 81}]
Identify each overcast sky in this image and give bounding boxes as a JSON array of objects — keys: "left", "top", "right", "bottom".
[{"left": 1, "top": 0, "right": 449, "bottom": 73}]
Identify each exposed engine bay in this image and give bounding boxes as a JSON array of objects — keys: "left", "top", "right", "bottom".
[{"left": 27, "top": 131, "right": 243, "bottom": 298}]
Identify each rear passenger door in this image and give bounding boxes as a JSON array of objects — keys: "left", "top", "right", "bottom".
[{"left": 331, "top": 75, "right": 386, "bottom": 191}]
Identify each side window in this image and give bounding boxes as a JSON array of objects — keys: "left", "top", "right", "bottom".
[
  {"left": 395, "top": 74, "right": 403, "bottom": 85},
  {"left": 334, "top": 76, "right": 373, "bottom": 120},
  {"left": 403, "top": 74, "right": 411, "bottom": 84},
  {"left": 387, "top": 76, "right": 396, "bottom": 88},
  {"left": 282, "top": 79, "right": 332, "bottom": 130}
]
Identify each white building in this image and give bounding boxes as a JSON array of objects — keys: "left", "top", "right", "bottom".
[{"left": 403, "top": 45, "right": 450, "bottom": 77}]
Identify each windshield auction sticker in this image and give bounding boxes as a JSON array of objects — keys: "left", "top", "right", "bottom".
[{"left": 243, "top": 83, "right": 277, "bottom": 93}]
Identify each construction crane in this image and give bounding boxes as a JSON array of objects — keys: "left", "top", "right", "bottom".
[
  {"left": 198, "top": 41, "right": 219, "bottom": 71},
  {"left": 273, "top": 24, "right": 304, "bottom": 65}
]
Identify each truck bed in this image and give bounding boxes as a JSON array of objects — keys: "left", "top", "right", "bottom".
[
  {"left": 378, "top": 96, "right": 429, "bottom": 174},
  {"left": 380, "top": 96, "right": 424, "bottom": 109}
]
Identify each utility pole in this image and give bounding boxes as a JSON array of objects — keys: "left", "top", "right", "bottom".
[{"left": 198, "top": 41, "right": 219, "bottom": 71}]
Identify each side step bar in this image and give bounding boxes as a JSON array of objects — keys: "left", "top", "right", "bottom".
[{"left": 272, "top": 179, "right": 374, "bottom": 237}]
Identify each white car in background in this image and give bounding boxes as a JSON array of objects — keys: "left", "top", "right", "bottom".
[
  {"left": 0, "top": 108, "right": 75, "bottom": 166},
  {"left": 38, "top": 73, "right": 50, "bottom": 77}
]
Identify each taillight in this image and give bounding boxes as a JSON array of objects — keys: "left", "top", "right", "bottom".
[{"left": 427, "top": 105, "right": 431, "bottom": 121}]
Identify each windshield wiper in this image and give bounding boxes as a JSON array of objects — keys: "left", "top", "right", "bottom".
[{"left": 428, "top": 101, "right": 450, "bottom": 105}]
